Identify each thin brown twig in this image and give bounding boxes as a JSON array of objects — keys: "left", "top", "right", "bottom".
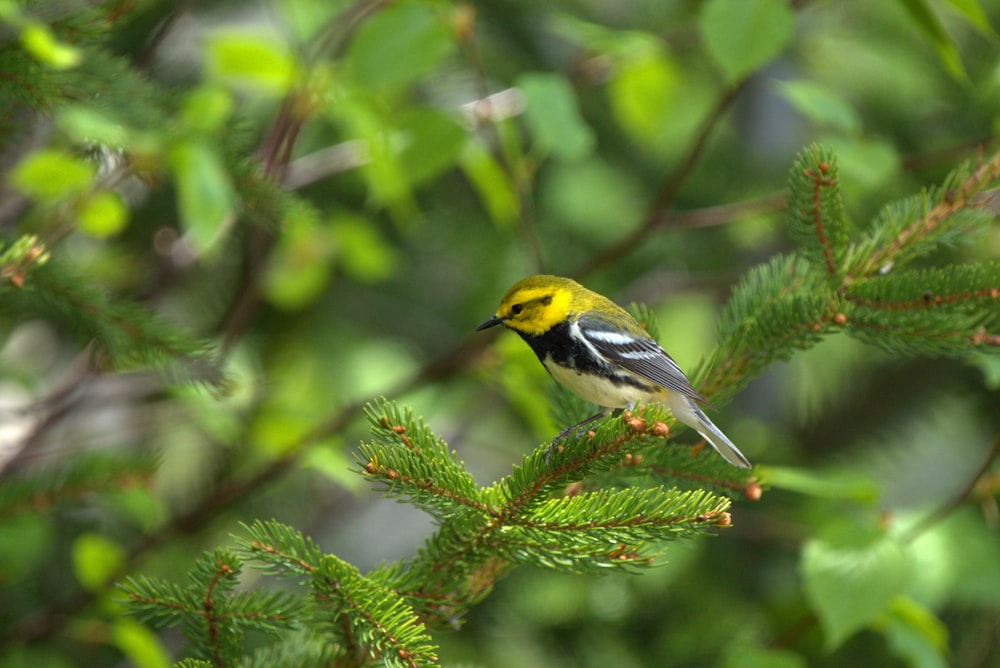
[
  {"left": 573, "top": 82, "right": 747, "bottom": 280},
  {"left": 662, "top": 191, "right": 786, "bottom": 230},
  {"left": 900, "top": 430, "right": 1000, "bottom": 544},
  {"left": 900, "top": 134, "right": 995, "bottom": 172},
  {"left": 218, "top": 0, "right": 390, "bottom": 351},
  {"left": 458, "top": 8, "right": 545, "bottom": 272}
]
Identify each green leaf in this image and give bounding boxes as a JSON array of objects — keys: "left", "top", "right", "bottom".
[
  {"left": 334, "top": 212, "right": 399, "bottom": 283},
  {"left": 541, "top": 158, "right": 644, "bottom": 242},
  {"left": 105, "top": 486, "right": 168, "bottom": 533},
  {"left": 179, "top": 85, "right": 234, "bottom": 135},
  {"left": 975, "top": 351, "right": 1000, "bottom": 389},
  {"left": 897, "top": 0, "right": 968, "bottom": 82},
  {"left": 723, "top": 646, "right": 807, "bottom": 668},
  {"left": 167, "top": 140, "right": 236, "bottom": 255},
  {"left": 207, "top": 31, "right": 296, "bottom": 94},
  {"left": 765, "top": 466, "right": 880, "bottom": 503},
  {"left": 802, "top": 523, "right": 912, "bottom": 650},
  {"left": 699, "top": 0, "right": 794, "bottom": 83},
  {"left": 459, "top": 139, "right": 519, "bottom": 227},
  {"left": 72, "top": 532, "right": 126, "bottom": 592},
  {"left": 396, "top": 108, "right": 466, "bottom": 187},
  {"left": 109, "top": 619, "right": 171, "bottom": 668},
  {"left": 932, "top": 506, "right": 1000, "bottom": 608},
  {"left": 57, "top": 106, "right": 133, "bottom": 148},
  {"left": 10, "top": 148, "right": 94, "bottom": 201},
  {"left": 330, "top": 96, "right": 419, "bottom": 223},
  {"left": 345, "top": 2, "right": 454, "bottom": 89},
  {"left": 606, "top": 48, "right": 679, "bottom": 144},
  {"left": 943, "top": 0, "right": 998, "bottom": 38},
  {"left": 76, "top": 191, "right": 128, "bottom": 238},
  {"left": 777, "top": 80, "right": 862, "bottom": 134},
  {"left": 263, "top": 206, "right": 333, "bottom": 309},
  {"left": 517, "top": 72, "right": 595, "bottom": 161},
  {"left": 20, "top": 23, "right": 80, "bottom": 69},
  {"left": 877, "top": 597, "right": 949, "bottom": 668}
]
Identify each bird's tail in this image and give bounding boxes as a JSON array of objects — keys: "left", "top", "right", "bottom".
[{"left": 665, "top": 394, "right": 751, "bottom": 469}]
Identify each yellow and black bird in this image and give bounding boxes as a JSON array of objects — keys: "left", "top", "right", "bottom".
[{"left": 478, "top": 275, "right": 750, "bottom": 468}]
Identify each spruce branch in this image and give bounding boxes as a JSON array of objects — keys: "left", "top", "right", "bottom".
[
  {"left": 353, "top": 400, "right": 736, "bottom": 630},
  {"left": 0, "top": 234, "right": 50, "bottom": 287},
  {"left": 237, "top": 520, "right": 327, "bottom": 578},
  {"left": 0, "top": 259, "right": 225, "bottom": 387},
  {"left": 312, "top": 556, "right": 439, "bottom": 668},
  {"left": 121, "top": 549, "right": 302, "bottom": 666},
  {"left": 845, "top": 148, "right": 1000, "bottom": 282},
  {"left": 697, "top": 253, "right": 832, "bottom": 402},
  {"left": 176, "top": 660, "right": 214, "bottom": 668},
  {"left": 646, "top": 461, "right": 763, "bottom": 501},
  {"left": 237, "top": 520, "right": 439, "bottom": 668},
  {"left": 843, "top": 262, "right": 1000, "bottom": 355},
  {"left": 0, "top": 451, "right": 157, "bottom": 517},
  {"left": 690, "top": 145, "right": 1000, "bottom": 411},
  {"left": 496, "top": 487, "right": 731, "bottom": 571},
  {"left": 553, "top": 411, "right": 760, "bottom": 500},
  {"left": 375, "top": 519, "right": 516, "bottom": 624},
  {"left": 786, "top": 147, "right": 848, "bottom": 279},
  {"left": 238, "top": 631, "right": 340, "bottom": 668},
  {"left": 357, "top": 399, "right": 486, "bottom": 521}
]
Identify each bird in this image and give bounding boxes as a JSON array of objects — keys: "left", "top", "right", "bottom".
[{"left": 477, "top": 274, "right": 750, "bottom": 468}]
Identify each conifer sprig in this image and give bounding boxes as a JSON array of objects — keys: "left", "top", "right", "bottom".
[
  {"left": 237, "top": 520, "right": 439, "bottom": 668},
  {"left": 0, "top": 259, "right": 224, "bottom": 388},
  {"left": 356, "top": 400, "right": 486, "bottom": 522},
  {"left": 846, "top": 150, "right": 1000, "bottom": 281},
  {"left": 844, "top": 262, "right": 1000, "bottom": 354},
  {"left": 694, "top": 144, "right": 1000, "bottom": 414},
  {"left": 120, "top": 549, "right": 303, "bottom": 665},
  {"left": 786, "top": 149, "right": 849, "bottom": 279},
  {"left": 0, "top": 451, "right": 158, "bottom": 515},
  {"left": 697, "top": 253, "right": 832, "bottom": 402},
  {"left": 354, "top": 400, "right": 735, "bottom": 626}
]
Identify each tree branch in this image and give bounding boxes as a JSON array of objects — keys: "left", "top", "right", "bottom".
[
  {"left": 573, "top": 82, "right": 747, "bottom": 279},
  {"left": 900, "top": 430, "right": 1000, "bottom": 544}
]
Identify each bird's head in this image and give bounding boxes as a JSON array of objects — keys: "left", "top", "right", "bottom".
[{"left": 476, "top": 275, "right": 577, "bottom": 337}]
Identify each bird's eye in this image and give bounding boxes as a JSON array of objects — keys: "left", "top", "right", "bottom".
[{"left": 510, "top": 303, "right": 524, "bottom": 315}]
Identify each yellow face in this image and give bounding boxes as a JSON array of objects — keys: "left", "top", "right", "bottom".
[{"left": 478, "top": 275, "right": 575, "bottom": 336}]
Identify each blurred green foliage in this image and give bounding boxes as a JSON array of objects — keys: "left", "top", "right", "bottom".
[{"left": 0, "top": 0, "right": 998, "bottom": 666}]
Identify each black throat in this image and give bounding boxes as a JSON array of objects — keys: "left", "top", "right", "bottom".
[
  {"left": 517, "top": 321, "right": 657, "bottom": 393},
  {"left": 517, "top": 321, "right": 606, "bottom": 376}
]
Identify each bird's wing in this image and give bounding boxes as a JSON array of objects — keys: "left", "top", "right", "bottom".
[{"left": 576, "top": 313, "right": 709, "bottom": 404}]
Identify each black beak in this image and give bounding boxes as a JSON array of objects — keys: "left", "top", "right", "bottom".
[{"left": 476, "top": 315, "right": 504, "bottom": 331}]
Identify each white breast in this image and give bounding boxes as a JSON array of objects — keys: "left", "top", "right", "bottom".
[{"left": 544, "top": 357, "right": 662, "bottom": 409}]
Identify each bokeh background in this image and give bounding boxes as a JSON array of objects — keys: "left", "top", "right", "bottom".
[{"left": 0, "top": 0, "right": 998, "bottom": 666}]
